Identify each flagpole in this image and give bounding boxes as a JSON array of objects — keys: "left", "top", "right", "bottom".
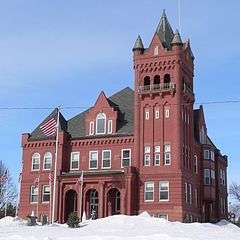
[
  {"left": 15, "top": 172, "right": 22, "bottom": 217},
  {"left": 51, "top": 107, "right": 60, "bottom": 224},
  {"left": 37, "top": 175, "right": 40, "bottom": 221},
  {"left": 4, "top": 170, "right": 8, "bottom": 218},
  {"left": 178, "top": 0, "right": 182, "bottom": 34},
  {"left": 79, "top": 171, "right": 83, "bottom": 221},
  {"left": 49, "top": 175, "right": 52, "bottom": 224}
]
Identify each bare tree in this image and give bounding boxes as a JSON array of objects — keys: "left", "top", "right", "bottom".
[
  {"left": 0, "top": 160, "right": 17, "bottom": 212},
  {"left": 229, "top": 183, "right": 240, "bottom": 219}
]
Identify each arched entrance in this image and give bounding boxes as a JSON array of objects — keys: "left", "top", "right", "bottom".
[
  {"left": 107, "top": 188, "right": 121, "bottom": 216},
  {"left": 86, "top": 189, "right": 99, "bottom": 219},
  {"left": 64, "top": 189, "right": 78, "bottom": 222}
]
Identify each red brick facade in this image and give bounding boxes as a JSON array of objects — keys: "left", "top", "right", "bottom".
[{"left": 18, "top": 12, "right": 228, "bottom": 223}]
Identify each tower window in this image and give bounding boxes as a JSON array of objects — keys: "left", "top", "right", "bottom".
[
  {"left": 96, "top": 113, "right": 106, "bottom": 134},
  {"left": 153, "top": 75, "right": 160, "bottom": 91},
  {"left": 155, "top": 109, "right": 160, "bottom": 119},
  {"left": 154, "top": 146, "right": 161, "bottom": 166},
  {"left": 164, "top": 107, "right": 170, "bottom": 118},
  {"left": 143, "top": 76, "right": 150, "bottom": 91},
  {"left": 144, "top": 146, "right": 151, "bottom": 166},
  {"left": 164, "top": 74, "right": 171, "bottom": 89},
  {"left": 145, "top": 110, "right": 150, "bottom": 120},
  {"left": 154, "top": 46, "right": 159, "bottom": 56},
  {"left": 164, "top": 144, "right": 171, "bottom": 165}
]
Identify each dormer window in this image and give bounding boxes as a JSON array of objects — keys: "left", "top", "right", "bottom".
[
  {"left": 108, "top": 120, "right": 113, "bottom": 134},
  {"left": 96, "top": 113, "right": 106, "bottom": 134}
]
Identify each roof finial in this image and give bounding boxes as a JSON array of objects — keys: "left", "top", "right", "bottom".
[{"left": 171, "top": 29, "right": 183, "bottom": 46}]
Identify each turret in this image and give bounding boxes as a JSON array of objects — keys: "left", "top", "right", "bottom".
[
  {"left": 132, "top": 35, "right": 144, "bottom": 55},
  {"left": 171, "top": 30, "right": 183, "bottom": 50}
]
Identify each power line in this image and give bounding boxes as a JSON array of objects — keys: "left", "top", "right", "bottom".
[{"left": 0, "top": 99, "right": 240, "bottom": 111}]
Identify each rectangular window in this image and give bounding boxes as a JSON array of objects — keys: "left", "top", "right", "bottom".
[
  {"left": 195, "top": 188, "right": 198, "bottom": 207},
  {"left": 222, "top": 170, "right": 226, "bottom": 186},
  {"left": 30, "top": 186, "right": 38, "bottom": 203},
  {"left": 165, "top": 108, "right": 170, "bottom": 118},
  {"left": 144, "top": 154, "right": 151, "bottom": 166},
  {"left": 157, "top": 214, "right": 168, "bottom": 220},
  {"left": 121, "top": 149, "right": 131, "bottom": 167},
  {"left": 204, "top": 169, "right": 210, "bottom": 185},
  {"left": 102, "top": 150, "right": 111, "bottom": 169},
  {"left": 189, "top": 183, "right": 192, "bottom": 204},
  {"left": 164, "top": 144, "right": 171, "bottom": 165},
  {"left": 210, "top": 151, "right": 215, "bottom": 161},
  {"left": 108, "top": 120, "right": 113, "bottom": 134},
  {"left": 194, "top": 155, "right": 198, "bottom": 174},
  {"left": 89, "top": 151, "right": 98, "bottom": 169},
  {"left": 89, "top": 121, "right": 94, "bottom": 135},
  {"left": 185, "top": 182, "right": 188, "bottom": 203},
  {"left": 42, "top": 185, "right": 50, "bottom": 203},
  {"left": 70, "top": 152, "right": 80, "bottom": 170},
  {"left": 204, "top": 150, "right": 210, "bottom": 160},
  {"left": 154, "top": 146, "right": 160, "bottom": 166},
  {"left": 219, "top": 169, "right": 223, "bottom": 184},
  {"left": 144, "top": 182, "right": 154, "bottom": 202},
  {"left": 145, "top": 110, "right": 150, "bottom": 120},
  {"left": 155, "top": 109, "right": 160, "bottom": 119},
  {"left": 159, "top": 181, "right": 169, "bottom": 201},
  {"left": 211, "top": 169, "right": 215, "bottom": 180}
]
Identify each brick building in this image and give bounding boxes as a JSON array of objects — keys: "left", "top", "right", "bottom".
[{"left": 18, "top": 11, "right": 228, "bottom": 223}]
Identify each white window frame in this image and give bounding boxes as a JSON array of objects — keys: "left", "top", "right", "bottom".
[
  {"left": 144, "top": 154, "right": 151, "bottom": 166},
  {"left": 211, "top": 169, "right": 215, "bottom": 180},
  {"left": 70, "top": 152, "right": 80, "bottom": 170},
  {"left": 204, "top": 169, "right": 210, "bottom": 185},
  {"left": 157, "top": 213, "right": 168, "bottom": 220},
  {"left": 189, "top": 183, "right": 192, "bottom": 204},
  {"left": 32, "top": 153, "right": 40, "bottom": 171},
  {"left": 42, "top": 185, "right": 50, "bottom": 203},
  {"left": 30, "top": 185, "right": 38, "bottom": 203},
  {"left": 210, "top": 151, "right": 215, "bottom": 161},
  {"left": 89, "top": 151, "right": 98, "bottom": 170},
  {"left": 154, "top": 146, "right": 160, "bottom": 166},
  {"left": 145, "top": 110, "right": 150, "bottom": 120},
  {"left": 43, "top": 152, "right": 52, "bottom": 170},
  {"left": 89, "top": 121, "right": 94, "bottom": 135},
  {"left": 121, "top": 149, "right": 131, "bottom": 168},
  {"left": 155, "top": 109, "right": 160, "bottom": 119},
  {"left": 102, "top": 150, "right": 111, "bottom": 169},
  {"left": 164, "top": 144, "right": 171, "bottom": 165},
  {"left": 165, "top": 108, "right": 170, "bottom": 118},
  {"left": 96, "top": 113, "right": 106, "bottom": 135},
  {"left": 204, "top": 150, "right": 210, "bottom": 160},
  {"left": 107, "top": 120, "right": 113, "bottom": 134},
  {"left": 159, "top": 181, "right": 169, "bottom": 202},
  {"left": 144, "top": 182, "right": 154, "bottom": 202}
]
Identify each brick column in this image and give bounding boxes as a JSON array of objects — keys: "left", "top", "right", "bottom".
[{"left": 98, "top": 182, "right": 105, "bottom": 218}]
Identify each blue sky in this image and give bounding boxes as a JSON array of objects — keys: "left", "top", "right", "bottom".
[{"left": 0, "top": 0, "right": 239, "bottom": 193}]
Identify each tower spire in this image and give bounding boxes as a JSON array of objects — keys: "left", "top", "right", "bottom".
[
  {"left": 133, "top": 35, "right": 144, "bottom": 51},
  {"left": 156, "top": 10, "right": 174, "bottom": 48}
]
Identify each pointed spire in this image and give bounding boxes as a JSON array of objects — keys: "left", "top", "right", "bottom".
[
  {"left": 133, "top": 35, "right": 144, "bottom": 51},
  {"left": 156, "top": 10, "right": 174, "bottom": 48},
  {"left": 171, "top": 29, "right": 183, "bottom": 45}
]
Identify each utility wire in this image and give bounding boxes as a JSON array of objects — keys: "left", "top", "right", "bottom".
[{"left": 0, "top": 99, "right": 240, "bottom": 110}]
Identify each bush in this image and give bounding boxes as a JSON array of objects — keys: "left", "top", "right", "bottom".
[{"left": 67, "top": 212, "right": 79, "bottom": 228}]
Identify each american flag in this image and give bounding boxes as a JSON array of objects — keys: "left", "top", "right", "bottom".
[{"left": 40, "top": 117, "right": 57, "bottom": 136}]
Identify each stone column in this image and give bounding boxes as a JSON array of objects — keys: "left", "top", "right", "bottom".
[{"left": 98, "top": 182, "right": 105, "bottom": 218}]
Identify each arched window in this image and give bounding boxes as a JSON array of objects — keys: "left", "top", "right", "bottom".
[
  {"left": 43, "top": 152, "right": 52, "bottom": 170},
  {"left": 143, "top": 76, "right": 150, "bottom": 91},
  {"left": 32, "top": 153, "right": 40, "bottom": 171},
  {"left": 164, "top": 74, "right": 171, "bottom": 83},
  {"left": 153, "top": 75, "right": 160, "bottom": 90},
  {"left": 96, "top": 113, "right": 106, "bottom": 134}
]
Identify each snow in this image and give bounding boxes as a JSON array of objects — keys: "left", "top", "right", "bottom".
[{"left": 0, "top": 214, "right": 240, "bottom": 240}]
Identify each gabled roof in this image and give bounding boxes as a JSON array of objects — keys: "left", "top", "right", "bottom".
[
  {"left": 29, "top": 87, "right": 134, "bottom": 141},
  {"left": 156, "top": 10, "right": 174, "bottom": 49}
]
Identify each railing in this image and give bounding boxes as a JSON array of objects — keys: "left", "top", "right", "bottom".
[{"left": 138, "top": 83, "right": 176, "bottom": 94}]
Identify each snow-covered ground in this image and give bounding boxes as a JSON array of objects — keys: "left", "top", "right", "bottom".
[{"left": 0, "top": 213, "right": 240, "bottom": 240}]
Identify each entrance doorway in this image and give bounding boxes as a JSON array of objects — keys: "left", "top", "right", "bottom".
[
  {"left": 64, "top": 189, "right": 77, "bottom": 222},
  {"left": 107, "top": 188, "right": 121, "bottom": 216},
  {"left": 86, "top": 189, "right": 99, "bottom": 219}
]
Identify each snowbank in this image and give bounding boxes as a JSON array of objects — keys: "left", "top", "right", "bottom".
[{"left": 0, "top": 214, "right": 240, "bottom": 240}]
